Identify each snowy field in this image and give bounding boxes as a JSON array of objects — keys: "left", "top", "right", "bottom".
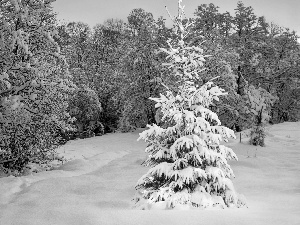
[{"left": 0, "top": 122, "right": 299, "bottom": 225}]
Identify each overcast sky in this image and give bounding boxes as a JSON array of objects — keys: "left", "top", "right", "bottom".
[{"left": 52, "top": 0, "right": 300, "bottom": 37}]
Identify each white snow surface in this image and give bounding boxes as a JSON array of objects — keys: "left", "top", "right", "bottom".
[{"left": 1, "top": 122, "right": 300, "bottom": 225}]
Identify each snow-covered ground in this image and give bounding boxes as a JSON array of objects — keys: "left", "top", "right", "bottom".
[{"left": 0, "top": 122, "right": 299, "bottom": 225}]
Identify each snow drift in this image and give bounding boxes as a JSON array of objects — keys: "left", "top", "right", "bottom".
[{"left": 0, "top": 122, "right": 299, "bottom": 225}]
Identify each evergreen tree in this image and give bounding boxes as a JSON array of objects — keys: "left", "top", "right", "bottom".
[{"left": 134, "top": 0, "right": 246, "bottom": 210}]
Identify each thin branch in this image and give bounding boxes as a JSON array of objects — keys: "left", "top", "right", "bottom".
[
  {"left": 0, "top": 158, "right": 18, "bottom": 164},
  {"left": 165, "top": 6, "right": 176, "bottom": 24}
]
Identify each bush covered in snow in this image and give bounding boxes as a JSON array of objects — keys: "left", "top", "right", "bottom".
[
  {"left": 134, "top": 0, "right": 246, "bottom": 210},
  {"left": 68, "top": 85, "right": 102, "bottom": 135},
  {"left": 246, "top": 86, "right": 276, "bottom": 147}
]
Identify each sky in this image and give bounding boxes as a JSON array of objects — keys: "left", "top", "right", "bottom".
[{"left": 52, "top": 0, "right": 300, "bottom": 37}]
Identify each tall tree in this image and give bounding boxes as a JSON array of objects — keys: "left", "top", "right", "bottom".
[
  {"left": 117, "top": 9, "right": 170, "bottom": 131},
  {"left": 0, "top": 0, "right": 74, "bottom": 174},
  {"left": 135, "top": 0, "right": 246, "bottom": 210}
]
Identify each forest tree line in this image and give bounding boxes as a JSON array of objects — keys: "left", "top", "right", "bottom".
[{"left": 0, "top": 0, "right": 299, "bottom": 174}]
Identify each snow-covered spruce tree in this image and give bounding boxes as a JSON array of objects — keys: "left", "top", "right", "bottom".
[{"left": 134, "top": 0, "right": 246, "bottom": 210}]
